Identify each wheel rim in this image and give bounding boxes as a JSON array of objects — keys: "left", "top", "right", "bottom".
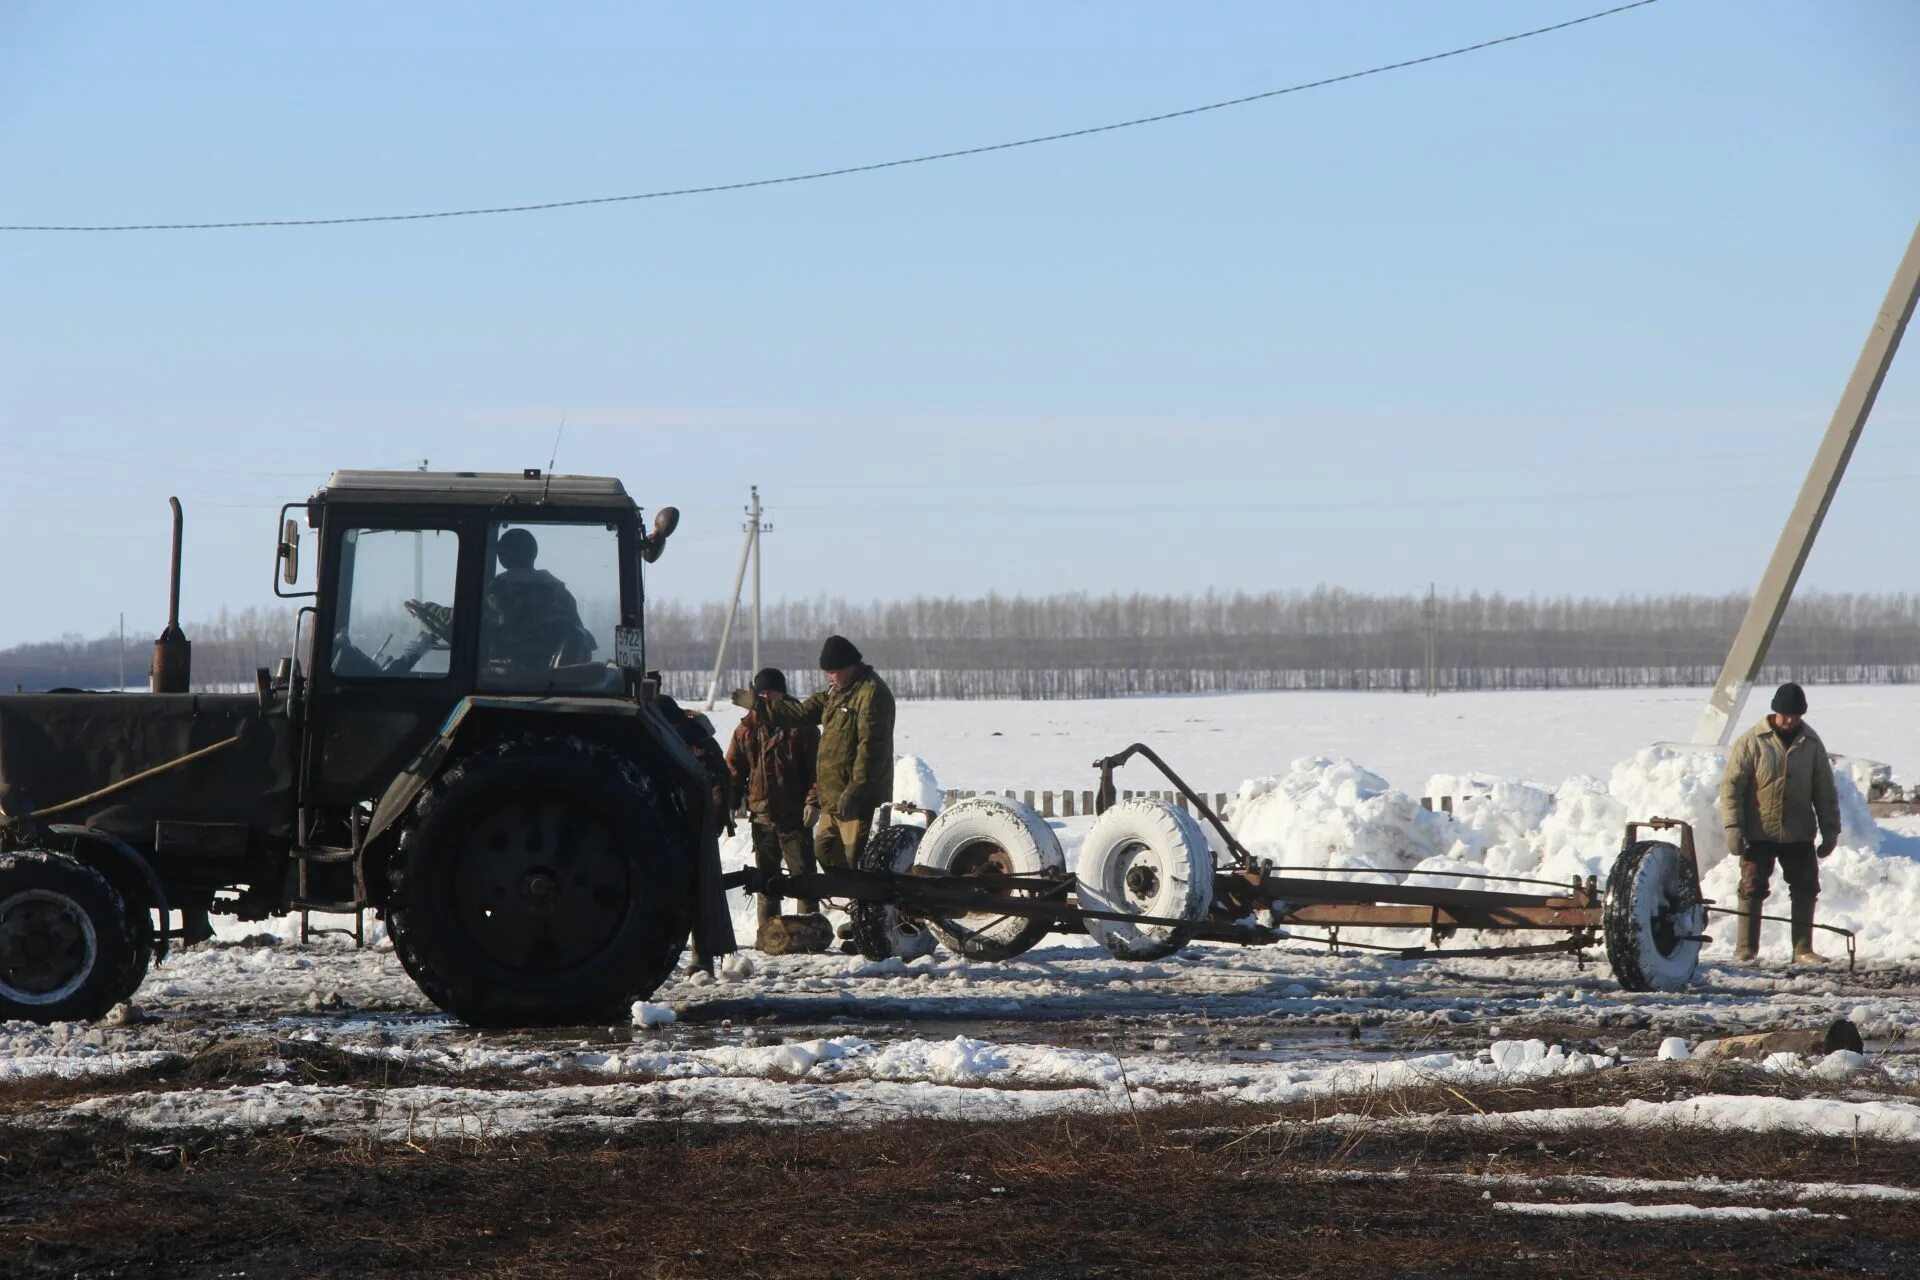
[
  {"left": 948, "top": 840, "right": 1019, "bottom": 923},
  {"left": 1646, "top": 852, "right": 1702, "bottom": 960},
  {"left": 451, "top": 796, "right": 632, "bottom": 974},
  {"left": 1112, "top": 842, "right": 1163, "bottom": 911},
  {"left": 0, "top": 889, "right": 100, "bottom": 1006}
]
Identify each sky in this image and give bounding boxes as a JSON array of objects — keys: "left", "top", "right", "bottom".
[{"left": 2, "top": 0, "right": 1917, "bottom": 649}]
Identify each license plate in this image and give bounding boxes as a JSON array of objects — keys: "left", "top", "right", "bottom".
[{"left": 613, "top": 625, "right": 646, "bottom": 671}]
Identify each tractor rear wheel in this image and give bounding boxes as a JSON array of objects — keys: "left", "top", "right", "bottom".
[
  {"left": 0, "top": 851, "right": 136, "bottom": 1024},
  {"left": 387, "top": 735, "right": 692, "bottom": 1027}
]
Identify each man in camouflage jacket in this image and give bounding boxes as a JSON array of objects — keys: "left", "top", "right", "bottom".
[
  {"left": 733, "top": 635, "right": 894, "bottom": 872},
  {"left": 727, "top": 667, "right": 820, "bottom": 926}
]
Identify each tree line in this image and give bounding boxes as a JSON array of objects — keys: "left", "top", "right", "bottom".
[{"left": 6, "top": 589, "right": 1919, "bottom": 699}]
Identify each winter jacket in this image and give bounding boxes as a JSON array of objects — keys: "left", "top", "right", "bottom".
[
  {"left": 756, "top": 665, "right": 895, "bottom": 809},
  {"left": 480, "top": 567, "right": 594, "bottom": 674},
  {"left": 727, "top": 697, "right": 819, "bottom": 826},
  {"left": 1718, "top": 717, "right": 1841, "bottom": 849}
]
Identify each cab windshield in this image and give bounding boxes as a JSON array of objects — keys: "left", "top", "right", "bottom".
[{"left": 476, "top": 519, "right": 624, "bottom": 694}]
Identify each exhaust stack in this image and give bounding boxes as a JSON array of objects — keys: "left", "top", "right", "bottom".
[{"left": 149, "top": 496, "right": 191, "bottom": 693}]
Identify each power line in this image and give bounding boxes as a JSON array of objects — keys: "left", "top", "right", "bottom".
[{"left": 1, "top": 1, "right": 1661, "bottom": 234}]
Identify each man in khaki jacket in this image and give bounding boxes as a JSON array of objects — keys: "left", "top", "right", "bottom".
[
  {"left": 733, "top": 635, "right": 895, "bottom": 873},
  {"left": 1717, "top": 682, "right": 1841, "bottom": 964}
]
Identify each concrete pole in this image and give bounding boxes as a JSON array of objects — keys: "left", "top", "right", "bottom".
[
  {"left": 703, "top": 496, "right": 756, "bottom": 708},
  {"left": 750, "top": 485, "right": 762, "bottom": 674},
  {"left": 1692, "top": 219, "right": 1920, "bottom": 746}
]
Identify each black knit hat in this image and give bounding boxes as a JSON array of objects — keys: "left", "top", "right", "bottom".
[
  {"left": 751, "top": 667, "right": 786, "bottom": 695},
  {"left": 818, "top": 634, "right": 862, "bottom": 670},
  {"left": 1771, "top": 682, "right": 1808, "bottom": 716}
]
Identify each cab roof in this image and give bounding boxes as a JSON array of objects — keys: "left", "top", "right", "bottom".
[{"left": 315, "top": 469, "right": 634, "bottom": 510}]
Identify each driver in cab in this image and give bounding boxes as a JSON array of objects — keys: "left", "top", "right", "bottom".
[
  {"left": 476, "top": 527, "right": 594, "bottom": 678},
  {"left": 335, "top": 527, "right": 592, "bottom": 681}
]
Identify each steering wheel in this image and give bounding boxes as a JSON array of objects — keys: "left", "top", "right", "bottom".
[{"left": 404, "top": 598, "right": 455, "bottom": 647}]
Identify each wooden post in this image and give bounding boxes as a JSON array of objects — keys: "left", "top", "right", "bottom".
[
  {"left": 1082, "top": 790, "right": 1095, "bottom": 814},
  {"left": 1041, "top": 791, "right": 1055, "bottom": 817},
  {"left": 1420, "top": 797, "right": 1433, "bottom": 811},
  {"left": 1062, "top": 790, "right": 1076, "bottom": 817},
  {"left": 1215, "top": 793, "right": 1228, "bottom": 814},
  {"left": 1023, "top": 789, "right": 1036, "bottom": 809}
]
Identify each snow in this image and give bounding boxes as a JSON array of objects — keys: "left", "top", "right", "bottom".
[
  {"left": 1492, "top": 1201, "right": 1835, "bottom": 1221},
  {"left": 1358, "top": 1094, "right": 1920, "bottom": 1142},
  {"left": 630, "top": 1001, "right": 677, "bottom": 1029},
  {"left": 13, "top": 687, "right": 1920, "bottom": 1146}
]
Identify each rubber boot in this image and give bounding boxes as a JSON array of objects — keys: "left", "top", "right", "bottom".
[
  {"left": 1790, "top": 899, "right": 1823, "bottom": 965},
  {"left": 1731, "top": 896, "right": 1762, "bottom": 964}
]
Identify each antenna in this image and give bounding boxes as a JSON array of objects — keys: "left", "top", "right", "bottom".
[{"left": 542, "top": 413, "right": 566, "bottom": 502}]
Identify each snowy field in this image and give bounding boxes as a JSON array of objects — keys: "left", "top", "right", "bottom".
[{"left": 8, "top": 685, "right": 1920, "bottom": 1153}]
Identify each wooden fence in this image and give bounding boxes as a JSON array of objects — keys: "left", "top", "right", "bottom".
[
  {"left": 929, "top": 789, "right": 1464, "bottom": 820},
  {"left": 938, "top": 788, "right": 1232, "bottom": 818}
]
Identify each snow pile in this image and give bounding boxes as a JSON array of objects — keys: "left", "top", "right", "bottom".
[
  {"left": 893, "top": 756, "right": 943, "bottom": 812},
  {"left": 1216, "top": 742, "right": 1920, "bottom": 959},
  {"left": 1229, "top": 758, "right": 1450, "bottom": 878}
]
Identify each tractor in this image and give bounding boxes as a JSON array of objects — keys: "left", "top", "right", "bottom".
[{"left": 0, "top": 469, "right": 735, "bottom": 1026}]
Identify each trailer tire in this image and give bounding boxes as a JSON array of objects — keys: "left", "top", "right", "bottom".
[
  {"left": 849, "top": 824, "right": 938, "bottom": 962},
  {"left": 388, "top": 735, "right": 692, "bottom": 1027},
  {"left": 915, "top": 795, "right": 1066, "bottom": 962},
  {"left": 1604, "top": 839, "right": 1705, "bottom": 993},
  {"left": 1076, "top": 799, "right": 1214, "bottom": 961},
  {"left": 0, "top": 851, "right": 137, "bottom": 1024}
]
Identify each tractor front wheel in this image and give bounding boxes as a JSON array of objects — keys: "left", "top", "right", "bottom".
[{"left": 387, "top": 736, "right": 692, "bottom": 1027}]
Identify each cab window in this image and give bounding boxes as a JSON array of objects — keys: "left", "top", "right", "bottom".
[
  {"left": 331, "top": 528, "right": 459, "bottom": 679},
  {"left": 476, "top": 520, "right": 623, "bottom": 693}
]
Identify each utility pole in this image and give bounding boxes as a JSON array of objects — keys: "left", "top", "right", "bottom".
[
  {"left": 1692, "top": 218, "right": 1920, "bottom": 745},
  {"left": 118, "top": 612, "right": 125, "bottom": 691},
  {"left": 704, "top": 486, "right": 765, "bottom": 708},
  {"left": 748, "top": 486, "right": 771, "bottom": 673},
  {"left": 1424, "top": 584, "right": 1437, "bottom": 698}
]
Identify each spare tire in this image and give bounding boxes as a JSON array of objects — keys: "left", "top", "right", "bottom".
[
  {"left": 1604, "top": 839, "right": 1706, "bottom": 993},
  {"left": 1076, "top": 799, "right": 1215, "bottom": 961},
  {"left": 915, "top": 795, "right": 1066, "bottom": 962},
  {"left": 849, "top": 823, "right": 938, "bottom": 962}
]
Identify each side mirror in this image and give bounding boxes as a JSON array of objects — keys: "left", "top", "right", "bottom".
[
  {"left": 642, "top": 506, "right": 679, "bottom": 564},
  {"left": 279, "top": 519, "right": 301, "bottom": 585}
]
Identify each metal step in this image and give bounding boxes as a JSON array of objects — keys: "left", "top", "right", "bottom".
[
  {"left": 294, "top": 847, "right": 357, "bottom": 865},
  {"left": 290, "top": 898, "right": 364, "bottom": 914}
]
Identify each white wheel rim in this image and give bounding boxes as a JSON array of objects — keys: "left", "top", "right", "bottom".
[{"left": 0, "top": 888, "right": 100, "bottom": 1006}]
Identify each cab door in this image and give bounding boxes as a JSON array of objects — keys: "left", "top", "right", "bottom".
[{"left": 303, "top": 516, "right": 476, "bottom": 808}]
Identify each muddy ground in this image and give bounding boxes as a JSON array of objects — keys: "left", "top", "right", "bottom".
[{"left": 6, "top": 940, "right": 1920, "bottom": 1276}]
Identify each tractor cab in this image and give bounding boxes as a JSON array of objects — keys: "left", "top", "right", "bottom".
[{"left": 289, "top": 470, "right": 661, "bottom": 809}]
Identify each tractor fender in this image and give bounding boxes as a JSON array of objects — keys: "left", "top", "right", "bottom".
[
  {"left": 361, "top": 695, "right": 731, "bottom": 955},
  {"left": 47, "top": 823, "right": 170, "bottom": 968},
  {"left": 364, "top": 696, "right": 709, "bottom": 851}
]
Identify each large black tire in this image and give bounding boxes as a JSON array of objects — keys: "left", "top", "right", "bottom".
[
  {"left": 849, "top": 824, "right": 937, "bottom": 962},
  {"left": 0, "top": 851, "right": 137, "bottom": 1024},
  {"left": 48, "top": 832, "right": 156, "bottom": 1006},
  {"left": 1604, "top": 839, "right": 1706, "bottom": 993},
  {"left": 387, "top": 735, "right": 693, "bottom": 1027}
]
